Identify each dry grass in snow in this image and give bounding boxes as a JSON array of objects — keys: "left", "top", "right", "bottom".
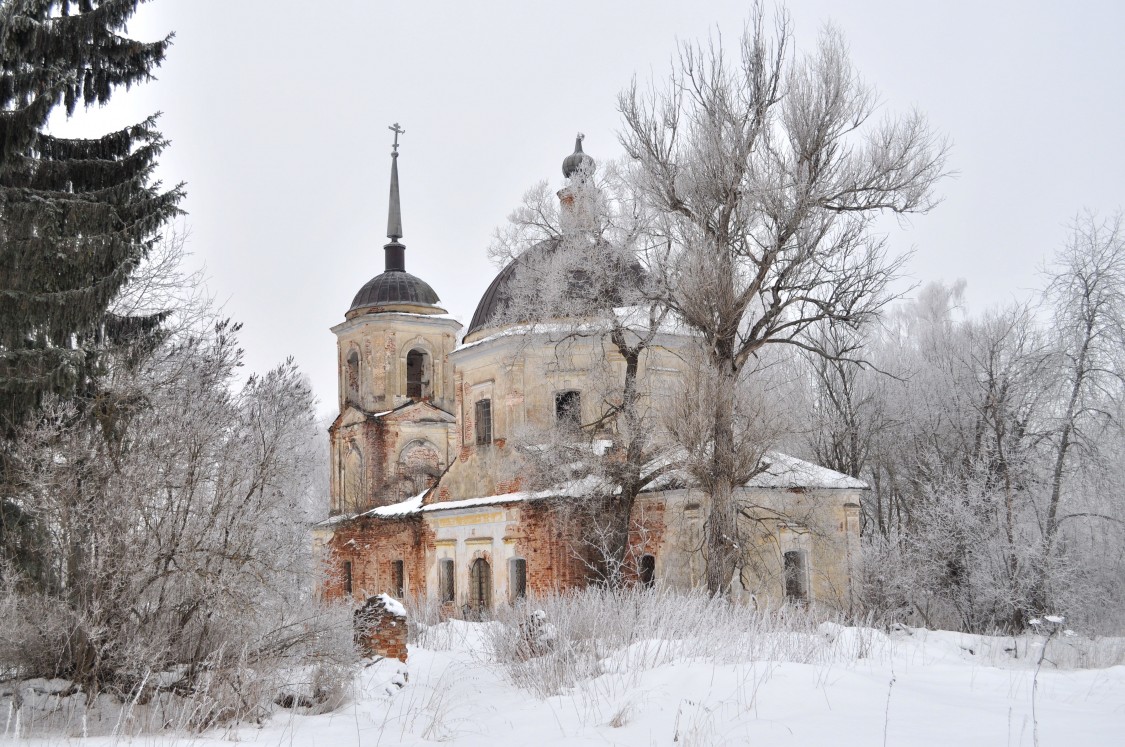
[{"left": 5, "top": 589, "right": 1125, "bottom": 745}]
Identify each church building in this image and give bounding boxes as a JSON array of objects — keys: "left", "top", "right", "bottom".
[{"left": 316, "top": 128, "right": 866, "bottom": 612}]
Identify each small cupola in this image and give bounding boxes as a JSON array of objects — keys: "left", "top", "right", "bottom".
[{"left": 561, "top": 132, "right": 596, "bottom": 181}]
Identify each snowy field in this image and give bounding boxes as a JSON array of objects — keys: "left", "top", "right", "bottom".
[{"left": 6, "top": 603, "right": 1125, "bottom": 746}]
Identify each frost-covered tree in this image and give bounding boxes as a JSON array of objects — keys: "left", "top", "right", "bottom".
[
  {"left": 618, "top": 3, "right": 949, "bottom": 592},
  {"left": 489, "top": 153, "right": 678, "bottom": 585},
  {"left": 0, "top": 245, "right": 351, "bottom": 721},
  {"left": 0, "top": 0, "right": 183, "bottom": 436},
  {"left": 1035, "top": 211, "right": 1125, "bottom": 613},
  {"left": 818, "top": 260, "right": 1125, "bottom": 633}
]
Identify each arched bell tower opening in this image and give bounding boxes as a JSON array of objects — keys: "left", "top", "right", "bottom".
[{"left": 406, "top": 348, "right": 427, "bottom": 399}]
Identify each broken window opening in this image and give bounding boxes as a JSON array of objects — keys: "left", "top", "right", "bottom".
[
  {"left": 555, "top": 390, "right": 582, "bottom": 426},
  {"left": 343, "top": 560, "right": 353, "bottom": 596},
  {"left": 439, "top": 558, "right": 455, "bottom": 603},
  {"left": 639, "top": 554, "right": 656, "bottom": 588},
  {"left": 783, "top": 550, "right": 809, "bottom": 604},
  {"left": 392, "top": 559, "right": 404, "bottom": 598},
  {"left": 509, "top": 558, "right": 527, "bottom": 601},
  {"left": 470, "top": 558, "right": 492, "bottom": 611},
  {"left": 474, "top": 398, "right": 493, "bottom": 446}
]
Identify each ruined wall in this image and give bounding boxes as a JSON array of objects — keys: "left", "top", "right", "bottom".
[
  {"left": 323, "top": 515, "right": 432, "bottom": 602},
  {"left": 355, "top": 595, "right": 409, "bottom": 662},
  {"left": 446, "top": 333, "right": 688, "bottom": 501},
  {"left": 510, "top": 502, "right": 589, "bottom": 595}
]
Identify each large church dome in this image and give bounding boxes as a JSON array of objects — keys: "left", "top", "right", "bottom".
[
  {"left": 466, "top": 238, "right": 559, "bottom": 338},
  {"left": 466, "top": 136, "right": 645, "bottom": 341}
]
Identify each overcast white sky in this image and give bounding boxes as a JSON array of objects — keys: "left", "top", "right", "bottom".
[{"left": 60, "top": 0, "right": 1125, "bottom": 416}]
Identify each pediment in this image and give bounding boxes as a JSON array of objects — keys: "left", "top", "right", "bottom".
[
  {"left": 331, "top": 400, "right": 455, "bottom": 432},
  {"left": 332, "top": 404, "right": 370, "bottom": 430},
  {"left": 381, "top": 400, "right": 456, "bottom": 424}
]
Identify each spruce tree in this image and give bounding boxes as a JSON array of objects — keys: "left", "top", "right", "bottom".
[{"left": 0, "top": 0, "right": 183, "bottom": 437}]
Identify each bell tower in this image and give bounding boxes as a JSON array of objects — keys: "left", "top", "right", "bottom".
[{"left": 328, "top": 125, "right": 461, "bottom": 514}]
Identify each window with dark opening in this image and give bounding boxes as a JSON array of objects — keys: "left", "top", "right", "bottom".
[
  {"left": 474, "top": 399, "right": 492, "bottom": 446},
  {"left": 470, "top": 558, "right": 492, "bottom": 611},
  {"left": 406, "top": 349, "right": 426, "bottom": 399},
  {"left": 639, "top": 554, "right": 656, "bottom": 588},
  {"left": 783, "top": 550, "right": 809, "bottom": 603},
  {"left": 509, "top": 558, "right": 527, "bottom": 601},
  {"left": 392, "top": 559, "right": 404, "bottom": 598},
  {"left": 555, "top": 390, "right": 582, "bottom": 426},
  {"left": 439, "top": 558, "right": 455, "bottom": 603},
  {"left": 343, "top": 560, "right": 353, "bottom": 596}
]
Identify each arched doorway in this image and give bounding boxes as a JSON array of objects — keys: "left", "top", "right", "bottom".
[{"left": 469, "top": 558, "right": 491, "bottom": 612}]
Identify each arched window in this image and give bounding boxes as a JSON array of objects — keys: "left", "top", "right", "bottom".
[
  {"left": 639, "top": 554, "right": 656, "bottom": 588},
  {"left": 470, "top": 558, "right": 492, "bottom": 611},
  {"left": 406, "top": 348, "right": 427, "bottom": 399},
  {"left": 345, "top": 349, "right": 361, "bottom": 405},
  {"left": 783, "top": 550, "right": 809, "bottom": 604}
]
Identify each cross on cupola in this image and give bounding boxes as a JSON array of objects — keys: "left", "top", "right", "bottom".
[{"left": 389, "top": 122, "right": 405, "bottom": 155}]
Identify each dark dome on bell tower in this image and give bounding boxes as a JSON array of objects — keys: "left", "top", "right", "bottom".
[{"left": 347, "top": 123, "right": 445, "bottom": 316}]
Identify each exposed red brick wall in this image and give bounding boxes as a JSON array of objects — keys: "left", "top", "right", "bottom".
[
  {"left": 324, "top": 515, "right": 432, "bottom": 602},
  {"left": 355, "top": 596, "right": 408, "bottom": 662},
  {"left": 512, "top": 502, "right": 591, "bottom": 595},
  {"left": 623, "top": 499, "right": 667, "bottom": 584}
]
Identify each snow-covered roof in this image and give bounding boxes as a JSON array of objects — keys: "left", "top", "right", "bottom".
[
  {"left": 642, "top": 450, "right": 867, "bottom": 492},
  {"left": 317, "top": 453, "right": 864, "bottom": 528},
  {"left": 455, "top": 309, "right": 690, "bottom": 354},
  {"left": 746, "top": 452, "right": 868, "bottom": 490}
]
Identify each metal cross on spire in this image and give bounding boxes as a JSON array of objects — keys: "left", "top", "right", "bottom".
[
  {"left": 389, "top": 122, "right": 405, "bottom": 155},
  {"left": 386, "top": 123, "right": 404, "bottom": 246}
]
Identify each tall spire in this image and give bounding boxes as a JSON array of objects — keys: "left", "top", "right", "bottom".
[{"left": 384, "top": 123, "right": 406, "bottom": 272}]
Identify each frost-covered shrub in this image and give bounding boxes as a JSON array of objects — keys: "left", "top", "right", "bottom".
[
  {"left": 484, "top": 588, "right": 883, "bottom": 697},
  {"left": 0, "top": 315, "right": 359, "bottom": 732}
]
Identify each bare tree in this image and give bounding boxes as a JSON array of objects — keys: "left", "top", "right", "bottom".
[
  {"left": 488, "top": 156, "right": 679, "bottom": 585},
  {"left": 0, "top": 239, "right": 353, "bottom": 727},
  {"left": 618, "top": 3, "right": 949, "bottom": 592},
  {"left": 1037, "top": 210, "right": 1125, "bottom": 610}
]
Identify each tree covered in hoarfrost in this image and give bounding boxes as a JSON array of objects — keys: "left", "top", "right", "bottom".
[
  {"left": 806, "top": 212, "right": 1125, "bottom": 633},
  {"left": 488, "top": 154, "right": 681, "bottom": 586},
  {"left": 851, "top": 288, "right": 1054, "bottom": 631},
  {"left": 1035, "top": 211, "right": 1125, "bottom": 619},
  {"left": 0, "top": 237, "right": 353, "bottom": 728},
  {"left": 618, "top": 2, "right": 949, "bottom": 593}
]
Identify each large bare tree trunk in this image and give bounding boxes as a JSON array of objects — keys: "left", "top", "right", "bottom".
[{"left": 704, "top": 360, "right": 741, "bottom": 594}]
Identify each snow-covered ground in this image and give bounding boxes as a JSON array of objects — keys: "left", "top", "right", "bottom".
[{"left": 7, "top": 615, "right": 1124, "bottom": 746}]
